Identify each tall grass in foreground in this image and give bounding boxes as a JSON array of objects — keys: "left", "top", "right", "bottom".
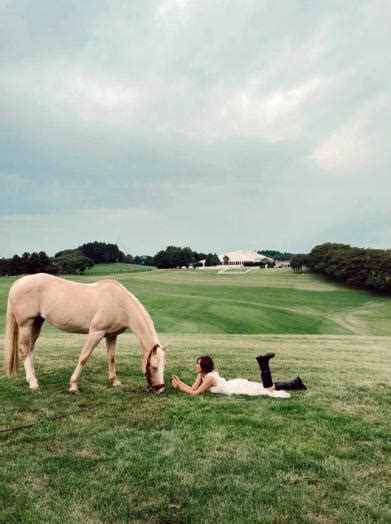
[{"left": 1, "top": 333, "right": 390, "bottom": 523}]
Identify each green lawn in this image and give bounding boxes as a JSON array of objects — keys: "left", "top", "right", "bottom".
[
  {"left": 2, "top": 269, "right": 390, "bottom": 336},
  {"left": 1, "top": 270, "right": 390, "bottom": 522},
  {"left": 84, "top": 263, "right": 153, "bottom": 274}
]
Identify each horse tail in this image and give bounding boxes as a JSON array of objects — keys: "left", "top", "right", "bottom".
[{"left": 4, "top": 297, "right": 19, "bottom": 377}]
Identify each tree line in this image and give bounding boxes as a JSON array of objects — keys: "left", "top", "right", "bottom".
[
  {"left": 3, "top": 240, "right": 389, "bottom": 292},
  {"left": 0, "top": 250, "right": 94, "bottom": 276},
  {"left": 292, "top": 243, "right": 391, "bottom": 293},
  {"left": 154, "top": 246, "right": 220, "bottom": 269},
  {"left": 0, "top": 242, "right": 124, "bottom": 276},
  {"left": 0, "top": 242, "right": 221, "bottom": 275},
  {"left": 1, "top": 240, "right": 298, "bottom": 276},
  {"left": 0, "top": 243, "right": 225, "bottom": 275}
]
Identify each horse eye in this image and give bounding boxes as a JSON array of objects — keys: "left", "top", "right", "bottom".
[{"left": 152, "top": 366, "right": 158, "bottom": 371}]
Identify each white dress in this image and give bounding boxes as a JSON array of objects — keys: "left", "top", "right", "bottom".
[{"left": 206, "top": 371, "right": 290, "bottom": 399}]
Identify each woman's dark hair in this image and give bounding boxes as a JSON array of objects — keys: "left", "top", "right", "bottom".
[{"left": 197, "top": 355, "right": 214, "bottom": 374}]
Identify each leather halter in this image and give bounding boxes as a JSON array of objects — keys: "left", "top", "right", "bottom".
[{"left": 145, "top": 344, "right": 165, "bottom": 392}]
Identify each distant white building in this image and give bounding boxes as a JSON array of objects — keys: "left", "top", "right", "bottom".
[
  {"left": 218, "top": 250, "right": 273, "bottom": 266},
  {"left": 199, "top": 249, "right": 274, "bottom": 268}
]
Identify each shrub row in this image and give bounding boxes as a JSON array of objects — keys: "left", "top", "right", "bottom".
[{"left": 306, "top": 243, "right": 391, "bottom": 293}]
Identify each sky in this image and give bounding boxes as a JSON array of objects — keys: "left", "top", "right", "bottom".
[{"left": 1, "top": 0, "right": 390, "bottom": 257}]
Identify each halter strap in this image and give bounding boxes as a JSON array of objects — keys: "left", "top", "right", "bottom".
[{"left": 145, "top": 344, "right": 165, "bottom": 392}]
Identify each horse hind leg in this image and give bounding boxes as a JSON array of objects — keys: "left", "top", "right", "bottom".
[
  {"left": 19, "top": 318, "right": 43, "bottom": 390},
  {"left": 29, "top": 317, "right": 44, "bottom": 388},
  {"left": 106, "top": 335, "right": 122, "bottom": 387}
]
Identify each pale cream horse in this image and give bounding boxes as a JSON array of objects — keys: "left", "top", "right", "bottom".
[{"left": 4, "top": 273, "right": 167, "bottom": 393}]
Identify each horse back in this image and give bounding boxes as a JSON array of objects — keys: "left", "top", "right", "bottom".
[{"left": 9, "top": 274, "right": 129, "bottom": 334}]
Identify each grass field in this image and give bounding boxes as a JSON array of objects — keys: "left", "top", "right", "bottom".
[
  {"left": 1, "top": 269, "right": 390, "bottom": 522},
  {"left": 84, "top": 263, "right": 153, "bottom": 274}
]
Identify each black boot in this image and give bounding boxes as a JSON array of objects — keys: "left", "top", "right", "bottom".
[
  {"left": 274, "top": 376, "right": 307, "bottom": 391},
  {"left": 255, "top": 353, "right": 275, "bottom": 388},
  {"left": 255, "top": 353, "right": 275, "bottom": 366}
]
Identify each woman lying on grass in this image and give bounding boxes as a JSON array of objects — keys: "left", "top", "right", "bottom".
[{"left": 171, "top": 353, "right": 307, "bottom": 399}]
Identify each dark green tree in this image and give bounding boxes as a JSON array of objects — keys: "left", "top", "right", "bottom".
[
  {"left": 51, "top": 254, "right": 94, "bottom": 274},
  {"left": 9, "top": 254, "right": 22, "bottom": 275},
  {"left": 291, "top": 254, "right": 307, "bottom": 272},
  {"left": 79, "top": 242, "right": 125, "bottom": 264},
  {"left": 38, "top": 251, "right": 52, "bottom": 273},
  {"left": 205, "top": 253, "right": 220, "bottom": 266},
  {"left": 0, "top": 258, "right": 11, "bottom": 276}
]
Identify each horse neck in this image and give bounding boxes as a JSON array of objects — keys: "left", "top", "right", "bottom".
[{"left": 126, "top": 303, "right": 159, "bottom": 353}]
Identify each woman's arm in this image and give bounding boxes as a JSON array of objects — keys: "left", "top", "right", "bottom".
[
  {"left": 172, "top": 375, "right": 215, "bottom": 396},
  {"left": 192, "top": 373, "right": 202, "bottom": 390}
]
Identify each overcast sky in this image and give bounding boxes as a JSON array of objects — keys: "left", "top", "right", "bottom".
[{"left": 1, "top": 0, "right": 390, "bottom": 257}]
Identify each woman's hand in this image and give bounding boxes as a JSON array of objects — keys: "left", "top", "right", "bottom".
[
  {"left": 171, "top": 375, "right": 180, "bottom": 388},
  {"left": 171, "top": 372, "right": 215, "bottom": 396}
]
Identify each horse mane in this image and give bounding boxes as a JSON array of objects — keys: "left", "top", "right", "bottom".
[{"left": 109, "top": 280, "right": 157, "bottom": 339}]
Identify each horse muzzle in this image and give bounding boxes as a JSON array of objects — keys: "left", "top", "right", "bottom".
[{"left": 146, "top": 384, "right": 165, "bottom": 394}]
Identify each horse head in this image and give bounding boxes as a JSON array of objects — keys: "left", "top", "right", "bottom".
[{"left": 143, "top": 343, "right": 168, "bottom": 394}]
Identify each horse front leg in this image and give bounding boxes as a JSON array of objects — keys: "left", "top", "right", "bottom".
[
  {"left": 69, "top": 329, "right": 105, "bottom": 393},
  {"left": 106, "top": 335, "right": 122, "bottom": 387}
]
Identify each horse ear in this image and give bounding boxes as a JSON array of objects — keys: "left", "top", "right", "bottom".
[{"left": 161, "top": 343, "right": 169, "bottom": 351}]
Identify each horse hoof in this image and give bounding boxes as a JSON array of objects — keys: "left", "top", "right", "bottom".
[
  {"left": 69, "top": 386, "right": 79, "bottom": 394},
  {"left": 29, "top": 382, "right": 39, "bottom": 390},
  {"left": 112, "top": 379, "right": 122, "bottom": 387}
]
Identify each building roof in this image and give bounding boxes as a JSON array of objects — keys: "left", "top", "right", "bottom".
[{"left": 218, "top": 250, "right": 273, "bottom": 263}]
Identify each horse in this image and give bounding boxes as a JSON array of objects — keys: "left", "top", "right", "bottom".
[{"left": 4, "top": 273, "right": 167, "bottom": 393}]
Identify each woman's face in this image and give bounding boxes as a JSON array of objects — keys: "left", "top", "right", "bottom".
[{"left": 195, "top": 359, "right": 202, "bottom": 373}]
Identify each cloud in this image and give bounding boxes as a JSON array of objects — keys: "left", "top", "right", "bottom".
[
  {"left": 0, "top": 62, "right": 154, "bottom": 128},
  {"left": 157, "top": 0, "right": 193, "bottom": 19},
  {"left": 0, "top": 172, "right": 27, "bottom": 194},
  {"left": 190, "top": 74, "right": 341, "bottom": 142},
  {"left": 309, "top": 95, "right": 390, "bottom": 172},
  {"left": 46, "top": 69, "right": 144, "bottom": 124},
  {"left": 0, "top": 60, "right": 341, "bottom": 144}
]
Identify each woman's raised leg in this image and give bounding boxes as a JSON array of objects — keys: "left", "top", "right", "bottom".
[{"left": 255, "top": 353, "right": 275, "bottom": 389}]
